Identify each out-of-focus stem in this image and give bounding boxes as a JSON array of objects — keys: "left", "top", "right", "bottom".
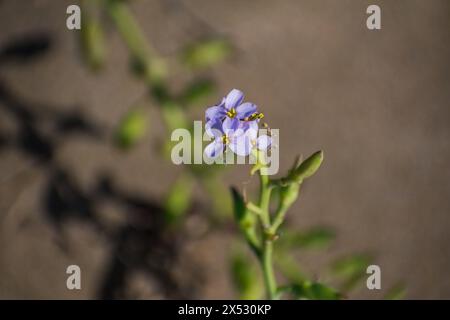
[{"left": 105, "top": 0, "right": 166, "bottom": 85}]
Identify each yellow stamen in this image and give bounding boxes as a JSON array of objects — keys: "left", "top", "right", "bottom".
[
  {"left": 226, "top": 108, "right": 237, "bottom": 118},
  {"left": 246, "top": 112, "right": 265, "bottom": 121},
  {"left": 222, "top": 134, "right": 229, "bottom": 145}
]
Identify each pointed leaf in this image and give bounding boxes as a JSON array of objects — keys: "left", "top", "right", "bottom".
[{"left": 181, "top": 39, "right": 232, "bottom": 69}]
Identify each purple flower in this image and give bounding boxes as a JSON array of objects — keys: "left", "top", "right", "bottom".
[
  {"left": 204, "top": 118, "right": 255, "bottom": 158},
  {"left": 205, "top": 89, "right": 262, "bottom": 123},
  {"left": 204, "top": 89, "right": 272, "bottom": 159},
  {"left": 247, "top": 125, "right": 272, "bottom": 152}
]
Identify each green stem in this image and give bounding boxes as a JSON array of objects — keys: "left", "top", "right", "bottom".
[
  {"left": 262, "top": 239, "right": 277, "bottom": 299},
  {"left": 269, "top": 204, "right": 289, "bottom": 234},
  {"left": 258, "top": 169, "right": 271, "bottom": 226},
  {"left": 253, "top": 153, "right": 277, "bottom": 299}
]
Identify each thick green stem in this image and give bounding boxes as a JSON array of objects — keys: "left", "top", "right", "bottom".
[
  {"left": 269, "top": 205, "right": 289, "bottom": 234},
  {"left": 259, "top": 173, "right": 271, "bottom": 227},
  {"left": 253, "top": 153, "right": 277, "bottom": 299},
  {"left": 262, "top": 239, "right": 277, "bottom": 300}
]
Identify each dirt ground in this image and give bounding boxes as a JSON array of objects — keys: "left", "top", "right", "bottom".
[{"left": 0, "top": 0, "right": 450, "bottom": 299}]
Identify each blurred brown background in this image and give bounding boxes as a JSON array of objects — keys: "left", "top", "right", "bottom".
[{"left": 0, "top": 0, "right": 449, "bottom": 299}]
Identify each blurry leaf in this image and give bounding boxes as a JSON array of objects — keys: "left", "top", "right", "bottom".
[
  {"left": 80, "top": 9, "right": 105, "bottom": 70},
  {"left": 179, "top": 79, "right": 216, "bottom": 107},
  {"left": 290, "top": 281, "right": 341, "bottom": 300},
  {"left": 200, "top": 174, "right": 232, "bottom": 219},
  {"left": 181, "top": 39, "right": 231, "bottom": 70},
  {"left": 281, "top": 227, "right": 335, "bottom": 250},
  {"left": 274, "top": 252, "right": 307, "bottom": 284},
  {"left": 160, "top": 101, "right": 188, "bottom": 132},
  {"left": 106, "top": 0, "right": 167, "bottom": 83},
  {"left": 330, "top": 254, "right": 373, "bottom": 292},
  {"left": 164, "top": 174, "right": 193, "bottom": 225},
  {"left": 384, "top": 283, "right": 406, "bottom": 300},
  {"left": 230, "top": 251, "right": 262, "bottom": 300},
  {"left": 114, "top": 108, "right": 148, "bottom": 149},
  {"left": 132, "top": 56, "right": 167, "bottom": 85}
]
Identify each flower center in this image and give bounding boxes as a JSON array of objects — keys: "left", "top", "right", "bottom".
[
  {"left": 222, "top": 134, "right": 230, "bottom": 145},
  {"left": 226, "top": 108, "right": 237, "bottom": 118}
]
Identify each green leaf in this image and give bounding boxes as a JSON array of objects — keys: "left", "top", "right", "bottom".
[
  {"left": 230, "top": 251, "right": 262, "bottom": 300},
  {"left": 164, "top": 174, "right": 193, "bottom": 225},
  {"left": 274, "top": 252, "right": 307, "bottom": 284},
  {"left": 180, "top": 79, "right": 216, "bottom": 107},
  {"left": 330, "top": 254, "right": 373, "bottom": 292},
  {"left": 291, "top": 281, "right": 341, "bottom": 300},
  {"left": 114, "top": 108, "right": 148, "bottom": 149},
  {"left": 231, "top": 188, "right": 254, "bottom": 230},
  {"left": 282, "top": 227, "right": 335, "bottom": 250},
  {"left": 181, "top": 39, "right": 232, "bottom": 69},
  {"left": 231, "top": 188, "right": 259, "bottom": 254},
  {"left": 384, "top": 283, "right": 406, "bottom": 300}
]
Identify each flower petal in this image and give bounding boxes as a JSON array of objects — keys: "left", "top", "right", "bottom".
[
  {"left": 204, "top": 141, "right": 224, "bottom": 158},
  {"left": 236, "top": 102, "right": 257, "bottom": 119},
  {"left": 205, "top": 105, "right": 226, "bottom": 122},
  {"left": 205, "top": 119, "right": 224, "bottom": 138},
  {"left": 225, "top": 89, "right": 244, "bottom": 110},
  {"left": 230, "top": 135, "right": 252, "bottom": 156},
  {"left": 256, "top": 135, "right": 272, "bottom": 150},
  {"left": 223, "top": 117, "right": 240, "bottom": 135},
  {"left": 240, "top": 121, "right": 258, "bottom": 140}
]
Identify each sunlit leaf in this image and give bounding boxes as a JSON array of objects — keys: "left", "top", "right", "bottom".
[
  {"left": 114, "top": 108, "right": 148, "bottom": 149},
  {"left": 164, "top": 174, "right": 194, "bottom": 224},
  {"left": 181, "top": 39, "right": 231, "bottom": 69}
]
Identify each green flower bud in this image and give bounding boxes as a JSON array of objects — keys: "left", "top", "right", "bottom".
[{"left": 292, "top": 150, "right": 324, "bottom": 182}]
